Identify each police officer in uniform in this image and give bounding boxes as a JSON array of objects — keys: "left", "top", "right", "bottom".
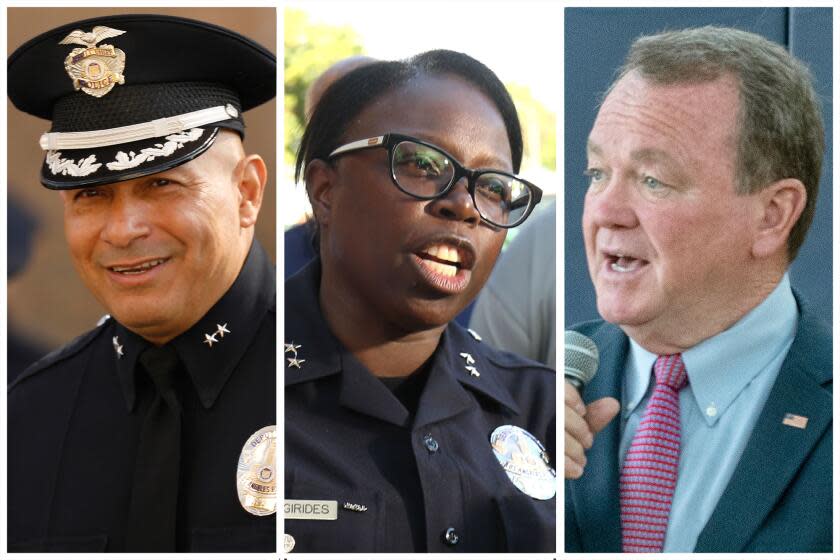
[
  {"left": 8, "top": 14, "right": 276, "bottom": 552},
  {"left": 284, "top": 50, "right": 556, "bottom": 553}
]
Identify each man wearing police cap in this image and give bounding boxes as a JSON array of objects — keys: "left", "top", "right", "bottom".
[{"left": 8, "top": 12, "right": 276, "bottom": 552}]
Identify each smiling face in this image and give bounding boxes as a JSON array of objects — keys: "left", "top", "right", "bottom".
[
  {"left": 61, "top": 131, "right": 263, "bottom": 344},
  {"left": 583, "top": 71, "right": 770, "bottom": 352},
  {"left": 314, "top": 74, "right": 510, "bottom": 333}
]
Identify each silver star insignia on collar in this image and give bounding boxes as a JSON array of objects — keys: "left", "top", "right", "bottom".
[
  {"left": 203, "top": 332, "right": 219, "bottom": 348},
  {"left": 287, "top": 357, "right": 306, "bottom": 369},
  {"left": 459, "top": 352, "right": 476, "bottom": 365},
  {"left": 465, "top": 365, "right": 481, "bottom": 377},
  {"left": 216, "top": 323, "right": 231, "bottom": 338},
  {"left": 112, "top": 336, "right": 124, "bottom": 358},
  {"left": 285, "top": 342, "right": 302, "bottom": 354},
  {"left": 467, "top": 328, "right": 483, "bottom": 341}
]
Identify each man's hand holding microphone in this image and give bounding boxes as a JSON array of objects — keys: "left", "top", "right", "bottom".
[{"left": 564, "top": 331, "right": 620, "bottom": 479}]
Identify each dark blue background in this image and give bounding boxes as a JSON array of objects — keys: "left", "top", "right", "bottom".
[{"left": 564, "top": 8, "right": 833, "bottom": 326}]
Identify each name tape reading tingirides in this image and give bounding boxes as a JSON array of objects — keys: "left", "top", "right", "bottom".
[{"left": 284, "top": 499, "right": 338, "bottom": 520}]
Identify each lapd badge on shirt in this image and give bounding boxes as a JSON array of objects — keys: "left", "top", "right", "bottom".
[
  {"left": 236, "top": 425, "right": 276, "bottom": 516},
  {"left": 59, "top": 26, "right": 126, "bottom": 97},
  {"left": 490, "top": 425, "right": 556, "bottom": 500}
]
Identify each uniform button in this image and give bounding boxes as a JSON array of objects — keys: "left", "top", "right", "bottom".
[
  {"left": 423, "top": 434, "right": 439, "bottom": 453},
  {"left": 443, "top": 527, "right": 460, "bottom": 545}
]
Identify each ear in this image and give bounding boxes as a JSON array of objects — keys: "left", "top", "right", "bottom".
[
  {"left": 751, "top": 178, "right": 807, "bottom": 259},
  {"left": 305, "top": 159, "right": 337, "bottom": 228},
  {"left": 236, "top": 154, "right": 267, "bottom": 228}
]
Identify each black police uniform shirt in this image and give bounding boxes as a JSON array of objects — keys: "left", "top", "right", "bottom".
[
  {"left": 284, "top": 260, "right": 556, "bottom": 552},
  {"left": 8, "top": 241, "right": 276, "bottom": 552}
]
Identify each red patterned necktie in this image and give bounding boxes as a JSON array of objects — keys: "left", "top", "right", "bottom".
[{"left": 620, "top": 353, "right": 688, "bottom": 552}]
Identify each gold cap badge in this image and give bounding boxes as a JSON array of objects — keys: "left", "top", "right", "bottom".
[
  {"left": 59, "top": 26, "right": 126, "bottom": 97},
  {"left": 236, "top": 425, "right": 276, "bottom": 516}
]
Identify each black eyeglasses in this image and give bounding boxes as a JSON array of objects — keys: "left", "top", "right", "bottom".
[{"left": 328, "top": 133, "right": 543, "bottom": 228}]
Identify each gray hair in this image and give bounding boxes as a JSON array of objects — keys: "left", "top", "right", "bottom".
[{"left": 613, "top": 26, "right": 824, "bottom": 260}]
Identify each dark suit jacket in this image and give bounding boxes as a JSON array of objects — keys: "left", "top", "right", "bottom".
[{"left": 565, "top": 299, "right": 832, "bottom": 552}]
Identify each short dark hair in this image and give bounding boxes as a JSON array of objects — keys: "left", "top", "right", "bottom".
[
  {"left": 295, "top": 49, "right": 523, "bottom": 183},
  {"left": 613, "top": 26, "right": 824, "bottom": 261}
]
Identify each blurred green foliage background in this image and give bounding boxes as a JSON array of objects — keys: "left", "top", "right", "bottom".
[{"left": 284, "top": 8, "right": 556, "bottom": 198}]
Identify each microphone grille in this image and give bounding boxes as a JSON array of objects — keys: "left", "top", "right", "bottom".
[{"left": 565, "top": 330, "right": 599, "bottom": 386}]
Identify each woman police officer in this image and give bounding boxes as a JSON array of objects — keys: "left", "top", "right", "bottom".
[{"left": 284, "top": 50, "right": 555, "bottom": 552}]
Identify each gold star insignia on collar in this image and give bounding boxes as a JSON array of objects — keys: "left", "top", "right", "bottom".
[
  {"left": 287, "top": 357, "right": 306, "bottom": 369},
  {"left": 216, "top": 323, "right": 231, "bottom": 338},
  {"left": 112, "top": 336, "right": 124, "bottom": 358},
  {"left": 285, "top": 342, "right": 301, "bottom": 354},
  {"left": 203, "top": 332, "right": 219, "bottom": 348}
]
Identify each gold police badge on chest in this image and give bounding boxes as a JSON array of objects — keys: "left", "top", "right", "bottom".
[
  {"left": 236, "top": 425, "right": 276, "bottom": 516},
  {"left": 59, "top": 26, "right": 126, "bottom": 97}
]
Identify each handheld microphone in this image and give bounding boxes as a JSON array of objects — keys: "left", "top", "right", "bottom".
[{"left": 564, "top": 330, "right": 599, "bottom": 390}]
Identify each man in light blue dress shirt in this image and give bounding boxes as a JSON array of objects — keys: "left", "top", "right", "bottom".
[{"left": 565, "top": 26, "right": 831, "bottom": 552}]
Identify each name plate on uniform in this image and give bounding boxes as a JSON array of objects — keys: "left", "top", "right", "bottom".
[{"left": 284, "top": 499, "right": 338, "bottom": 520}]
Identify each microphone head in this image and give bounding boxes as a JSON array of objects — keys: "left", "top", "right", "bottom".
[{"left": 565, "top": 330, "right": 599, "bottom": 389}]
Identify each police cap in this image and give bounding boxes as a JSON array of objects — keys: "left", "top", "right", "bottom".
[{"left": 8, "top": 14, "right": 275, "bottom": 189}]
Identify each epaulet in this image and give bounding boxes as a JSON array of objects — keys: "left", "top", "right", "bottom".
[
  {"left": 484, "top": 347, "right": 555, "bottom": 373},
  {"left": 9, "top": 317, "right": 113, "bottom": 391}
]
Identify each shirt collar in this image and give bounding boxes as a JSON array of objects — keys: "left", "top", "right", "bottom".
[
  {"left": 283, "top": 259, "right": 342, "bottom": 386},
  {"left": 284, "top": 258, "right": 522, "bottom": 423},
  {"left": 625, "top": 273, "right": 798, "bottom": 425},
  {"left": 115, "top": 240, "right": 275, "bottom": 411},
  {"left": 432, "top": 325, "right": 522, "bottom": 418}
]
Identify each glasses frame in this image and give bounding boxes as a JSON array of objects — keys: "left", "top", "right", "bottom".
[{"left": 328, "top": 133, "right": 543, "bottom": 228}]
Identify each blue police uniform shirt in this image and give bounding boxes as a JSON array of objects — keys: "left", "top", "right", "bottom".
[
  {"left": 620, "top": 273, "right": 797, "bottom": 551},
  {"left": 8, "top": 241, "right": 276, "bottom": 552},
  {"left": 284, "top": 259, "right": 556, "bottom": 552}
]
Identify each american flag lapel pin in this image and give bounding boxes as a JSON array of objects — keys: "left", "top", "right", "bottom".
[{"left": 782, "top": 413, "right": 808, "bottom": 429}]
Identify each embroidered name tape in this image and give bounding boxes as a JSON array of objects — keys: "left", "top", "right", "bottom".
[{"left": 284, "top": 499, "right": 338, "bottom": 520}]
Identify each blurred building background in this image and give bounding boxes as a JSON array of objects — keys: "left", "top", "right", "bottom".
[{"left": 7, "top": 7, "right": 276, "bottom": 355}]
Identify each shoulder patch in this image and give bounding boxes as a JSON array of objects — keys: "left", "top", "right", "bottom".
[{"left": 9, "top": 318, "right": 113, "bottom": 391}]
